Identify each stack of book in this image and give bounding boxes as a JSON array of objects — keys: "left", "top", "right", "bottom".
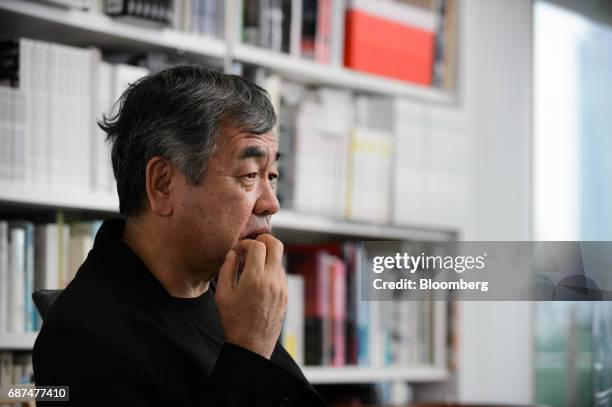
[
  {"left": 172, "top": 0, "right": 225, "bottom": 38},
  {"left": 0, "top": 38, "right": 149, "bottom": 194},
  {"left": 282, "top": 242, "right": 435, "bottom": 368},
  {"left": 344, "top": 0, "right": 437, "bottom": 85},
  {"left": 0, "top": 220, "right": 102, "bottom": 333},
  {"left": 393, "top": 99, "right": 468, "bottom": 228},
  {"left": 273, "top": 75, "right": 468, "bottom": 228},
  {"left": 0, "top": 352, "right": 32, "bottom": 386},
  {"left": 240, "top": 0, "right": 346, "bottom": 65},
  {"left": 277, "top": 84, "right": 396, "bottom": 223},
  {"left": 238, "top": 0, "right": 457, "bottom": 87}
]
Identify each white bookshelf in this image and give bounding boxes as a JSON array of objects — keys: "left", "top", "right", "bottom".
[
  {"left": 304, "top": 366, "right": 448, "bottom": 384},
  {"left": 0, "top": 0, "right": 453, "bottom": 103},
  {"left": 0, "top": 331, "right": 446, "bottom": 384},
  {"left": 233, "top": 43, "right": 454, "bottom": 102},
  {"left": 0, "top": 183, "right": 453, "bottom": 241},
  {"left": 0, "top": 183, "right": 119, "bottom": 212},
  {"left": 0, "top": 0, "right": 226, "bottom": 61},
  {"left": 0, "top": 0, "right": 455, "bottom": 385}
]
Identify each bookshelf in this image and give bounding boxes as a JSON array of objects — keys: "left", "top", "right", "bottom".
[
  {"left": 0, "top": 0, "right": 226, "bottom": 62},
  {"left": 0, "top": 0, "right": 459, "bottom": 390},
  {"left": 0, "top": 0, "right": 454, "bottom": 103},
  {"left": 0, "top": 184, "right": 454, "bottom": 241},
  {"left": 0, "top": 333, "right": 38, "bottom": 351},
  {"left": 304, "top": 365, "right": 447, "bottom": 385},
  {"left": 233, "top": 43, "right": 453, "bottom": 102}
]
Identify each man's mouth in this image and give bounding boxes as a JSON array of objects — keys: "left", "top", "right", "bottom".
[{"left": 241, "top": 227, "right": 271, "bottom": 240}]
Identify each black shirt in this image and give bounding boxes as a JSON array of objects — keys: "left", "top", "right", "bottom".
[{"left": 33, "top": 219, "right": 326, "bottom": 406}]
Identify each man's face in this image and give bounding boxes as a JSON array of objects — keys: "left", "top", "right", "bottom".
[{"left": 173, "top": 127, "right": 280, "bottom": 276}]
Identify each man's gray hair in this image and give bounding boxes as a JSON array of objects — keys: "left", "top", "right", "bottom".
[{"left": 98, "top": 65, "right": 277, "bottom": 217}]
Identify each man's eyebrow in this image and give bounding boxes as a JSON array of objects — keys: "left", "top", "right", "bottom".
[{"left": 238, "top": 146, "right": 281, "bottom": 161}]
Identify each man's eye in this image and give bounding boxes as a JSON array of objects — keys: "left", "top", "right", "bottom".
[
  {"left": 268, "top": 174, "right": 279, "bottom": 182},
  {"left": 243, "top": 173, "right": 257, "bottom": 180}
]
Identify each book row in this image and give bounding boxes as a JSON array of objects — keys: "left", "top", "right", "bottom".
[
  {"left": 0, "top": 37, "right": 468, "bottom": 227},
  {"left": 273, "top": 79, "right": 469, "bottom": 228},
  {"left": 33, "top": 0, "right": 457, "bottom": 87},
  {"left": 0, "top": 38, "right": 149, "bottom": 191},
  {"left": 0, "top": 220, "right": 102, "bottom": 333},
  {"left": 0, "top": 219, "right": 436, "bottom": 368},
  {"left": 282, "top": 242, "right": 436, "bottom": 367},
  {"left": 0, "top": 351, "right": 32, "bottom": 386}
]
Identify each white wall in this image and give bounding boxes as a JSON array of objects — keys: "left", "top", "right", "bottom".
[{"left": 456, "top": 0, "right": 533, "bottom": 403}]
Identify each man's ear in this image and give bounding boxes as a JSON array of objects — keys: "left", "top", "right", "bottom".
[{"left": 145, "top": 156, "right": 174, "bottom": 217}]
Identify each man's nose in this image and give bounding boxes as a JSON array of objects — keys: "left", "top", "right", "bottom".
[{"left": 253, "top": 179, "right": 280, "bottom": 216}]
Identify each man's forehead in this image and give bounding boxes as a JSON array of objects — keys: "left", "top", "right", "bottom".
[
  {"left": 224, "top": 131, "right": 278, "bottom": 157},
  {"left": 238, "top": 145, "right": 281, "bottom": 160}
]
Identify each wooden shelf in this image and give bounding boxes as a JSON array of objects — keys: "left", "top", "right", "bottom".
[{"left": 0, "top": 332, "right": 38, "bottom": 350}]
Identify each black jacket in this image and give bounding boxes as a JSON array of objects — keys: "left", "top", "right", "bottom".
[{"left": 33, "top": 219, "right": 326, "bottom": 406}]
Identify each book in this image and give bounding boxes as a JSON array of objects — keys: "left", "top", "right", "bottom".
[
  {"left": 7, "top": 226, "right": 25, "bottom": 333},
  {"left": 106, "top": 0, "right": 173, "bottom": 25},
  {"left": 0, "top": 352, "right": 13, "bottom": 386},
  {"left": 293, "top": 89, "right": 353, "bottom": 217},
  {"left": 34, "top": 224, "right": 61, "bottom": 330},
  {"left": 314, "top": 0, "right": 332, "bottom": 63},
  {"left": 329, "top": 256, "right": 346, "bottom": 366},
  {"left": 92, "top": 58, "right": 115, "bottom": 194},
  {"left": 345, "top": 126, "right": 393, "bottom": 223},
  {"left": 287, "top": 244, "right": 342, "bottom": 366},
  {"left": 392, "top": 99, "right": 428, "bottom": 226},
  {"left": 0, "top": 222, "right": 8, "bottom": 333},
  {"left": 66, "top": 222, "right": 101, "bottom": 284},
  {"left": 301, "top": 0, "right": 317, "bottom": 58},
  {"left": 282, "top": 273, "right": 305, "bottom": 366},
  {"left": 329, "top": 0, "right": 346, "bottom": 66},
  {"left": 344, "top": 0, "right": 437, "bottom": 84},
  {"left": 260, "top": 0, "right": 283, "bottom": 51},
  {"left": 9, "top": 221, "right": 35, "bottom": 332}
]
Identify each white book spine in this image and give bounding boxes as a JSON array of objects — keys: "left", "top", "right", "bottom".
[
  {"left": 0, "top": 222, "right": 8, "bottom": 333},
  {"left": 49, "top": 43, "right": 64, "bottom": 187},
  {"left": 290, "top": 0, "right": 302, "bottom": 56},
  {"left": 17, "top": 39, "right": 31, "bottom": 184},
  {"left": 283, "top": 274, "right": 305, "bottom": 366},
  {"left": 368, "top": 300, "right": 382, "bottom": 367},
  {"left": 60, "top": 224, "right": 70, "bottom": 288},
  {"left": 36, "top": 42, "right": 51, "bottom": 186},
  {"left": 8, "top": 228, "right": 25, "bottom": 333},
  {"left": 329, "top": 0, "right": 345, "bottom": 66},
  {"left": 0, "top": 88, "right": 10, "bottom": 182}
]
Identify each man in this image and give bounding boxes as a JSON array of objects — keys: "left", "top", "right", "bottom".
[{"left": 33, "top": 66, "right": 327, "bottom": 406}]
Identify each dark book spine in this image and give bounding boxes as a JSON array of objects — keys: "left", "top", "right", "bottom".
[{"left": 0, "top": 40, "right": 19, "bottom": 87}]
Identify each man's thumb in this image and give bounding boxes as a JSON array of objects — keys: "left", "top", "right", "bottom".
[{"left": 216, "top": 250, "right": 238, "bottom": 295}]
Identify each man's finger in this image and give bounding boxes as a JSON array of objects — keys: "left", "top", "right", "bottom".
[
  {"left": 237, "top": 239, "right": 266, "bottom": 276},
  {"left": 256, "top": 234, "right": 284, "bottom": 271},
  {"left": 216, "top": 250, "right": 238, "bottom": 294}
]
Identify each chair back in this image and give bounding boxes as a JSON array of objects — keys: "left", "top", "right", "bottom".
[{"left": 32, "top": 289, "right": 63, "bottom": 321}]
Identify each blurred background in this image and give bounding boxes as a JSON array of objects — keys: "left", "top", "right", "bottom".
[{"left": 0, "top": 0, "right": 611, "bottom": 406}]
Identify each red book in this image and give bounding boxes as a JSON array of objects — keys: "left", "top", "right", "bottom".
[
  {"left": 288, "top": 245, "right": 340, "bottom": 365},
  {"left": 329, "top": 257, "right": 346, "bottom": 366},
  {"left": 344, "top": 2, "right": 436, "bottom": 85}
]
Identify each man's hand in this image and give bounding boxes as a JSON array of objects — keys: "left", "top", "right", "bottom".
[{"left": 214, "top": 234, "right": 287, "bottom": 360}]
